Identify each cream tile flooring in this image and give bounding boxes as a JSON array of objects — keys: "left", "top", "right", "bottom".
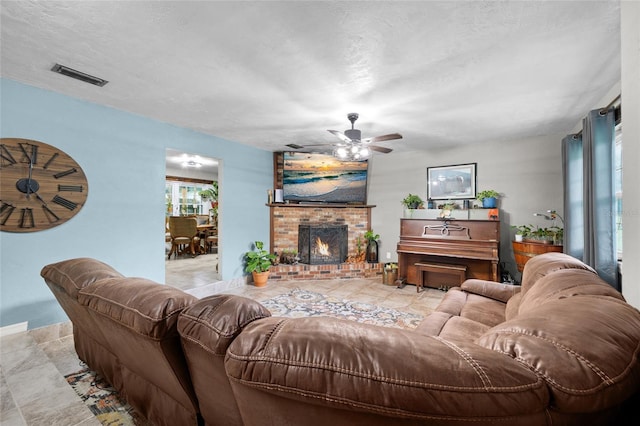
[{"left": 1, "top": 256, "right": 444, "bottom": 425}]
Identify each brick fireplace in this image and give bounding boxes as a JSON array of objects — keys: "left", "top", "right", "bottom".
[{"left": 268, "top": 203, "right": 382, "bottom": 281}]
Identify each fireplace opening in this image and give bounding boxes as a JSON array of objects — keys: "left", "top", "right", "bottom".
[{"left": 298, "top": 224, "right": 348, "bottom": 265}]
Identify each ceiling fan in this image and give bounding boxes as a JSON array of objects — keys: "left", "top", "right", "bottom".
[{"left": 286, "top": 113, "right": 402, "bottom": 160}]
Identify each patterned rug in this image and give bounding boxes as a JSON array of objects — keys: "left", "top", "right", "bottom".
[
  {"left": 260, "top": 288, "right": 423, "bottom": 329},
  {"left": 65, "top": 368, "right": 146, "bottom": 426},
  {"left": 65, "top": 288, "right": 421, "bottom": 424}
]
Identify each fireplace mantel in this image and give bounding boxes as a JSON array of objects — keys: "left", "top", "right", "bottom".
[{"left": 267, "top": 203, "right": 376, "bottom": 208}]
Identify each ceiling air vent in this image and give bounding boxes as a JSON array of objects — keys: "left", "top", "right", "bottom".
[{"left": 51, "top": 63, "right": 108, "bottom": 87}]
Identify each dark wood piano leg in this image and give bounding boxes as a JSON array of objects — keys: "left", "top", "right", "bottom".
[{"left": 395, "top": 277, "right": 406, "bottom": 289}]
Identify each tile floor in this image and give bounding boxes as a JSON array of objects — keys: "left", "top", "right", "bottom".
[{"left": 1, "top": 256, "right": 444, "bottom": 425}]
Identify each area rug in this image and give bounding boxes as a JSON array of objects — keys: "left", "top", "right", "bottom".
[
  {"left": 65, "top": 368, "right": 146, "bottom": 426},
  {"left": 260, "top": 288, "right": 424, "bottom": 329}
]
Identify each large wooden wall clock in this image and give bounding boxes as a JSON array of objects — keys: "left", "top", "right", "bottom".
[{"left": 0, "top": 138, "right": 89, "bottom": 232}]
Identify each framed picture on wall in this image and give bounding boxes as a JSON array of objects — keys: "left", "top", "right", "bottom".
[{"left": 427, "top": 163, "right": 477, "bottom": 200}]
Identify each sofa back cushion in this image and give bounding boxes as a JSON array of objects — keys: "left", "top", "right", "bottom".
[
  {"left": 40, "top": 258, "right": 126, "bottom": 382},
  {"left": 178, "top": 295, "right": 272, "bottom": 426},
  {"left": 518, "top": 268, "right": 624, "bottom": 315},
  {"left": 504, "top": 291, "right": 523, "bottom": 321},
  {"left": 520, "top": 252, "right": 596, "bottom": 296},
  {"left": 477, "top": 294, "right": 640, "bottom": 414},
  {"left": 41, "top": 257, "right": 124, "bottom": 299},
  {"left": 78, "top": 278, "right": 200, "bottom": 425}
]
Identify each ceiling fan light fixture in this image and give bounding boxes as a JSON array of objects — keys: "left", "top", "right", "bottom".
[{"left": 335, "top": 147, "right": 348, "bottom": 158}]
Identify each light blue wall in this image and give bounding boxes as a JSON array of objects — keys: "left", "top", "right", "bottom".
[{"left": 0, "top": 79, "right": 273, "bottom": 329}]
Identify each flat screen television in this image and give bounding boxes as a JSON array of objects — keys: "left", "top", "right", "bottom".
[{"left": 282, "top": 152, "right": 368, "bottom": 204}]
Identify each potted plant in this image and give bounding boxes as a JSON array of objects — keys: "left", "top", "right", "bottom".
[
  {"left": 401, "top": 194, "right": 424, "bottom": 209},
  {"left": 279, "top": 248, "right": 298, "bottom": 264},
  {"left": 511, "top": 224, "right": 532, "bottom": 242},
  {"left": 476, "top": 190, "right": 500, "bottom": 208},
  {"left": 364, "top": 230, "right": 380, "bottom": 263},
  {"left": 439, "top": 200, "right": 456, "bottom": 218},
  {"left": 550, "top": 226, "right": 563, "bottom": 245},
  {"left": 199, "top": 182, "right": 218, "bottom": 207},
  {"left": 383, "top": 262, "right": 398, "bottom": 285},
  {"left": 244, "top": 241, "right": 277, "bottom": 287}
]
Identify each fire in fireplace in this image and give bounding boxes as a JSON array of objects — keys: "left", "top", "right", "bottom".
[{"left": 298, "top": 224, "right": 348, "bottom": 265}]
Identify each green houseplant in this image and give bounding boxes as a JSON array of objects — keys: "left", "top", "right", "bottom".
[
  {"left": 244, "top": 241, "right": 277, "bottom": 287},
  {"left": 364, "top": 230, "right": 380, "bottom": 263},
  {"left": 476, "top": 190, "right": 500, "bottom": 208},
  {"left": 198, "top": 181, "right": 218, "bottom": 203},
  {"left": 511, "top": 224, "right": 533, "bottom": 242},
  {"left": 402, "top": 194, "right": 424, "bottom": 209}
]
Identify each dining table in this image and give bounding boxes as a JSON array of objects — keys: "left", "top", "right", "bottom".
[{"left": 196, "top": 224, "right": 216, "bottom": 254}]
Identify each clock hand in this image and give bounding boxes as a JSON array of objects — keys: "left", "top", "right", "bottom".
[
  {"left": 34, "top": 191, "right": 60, "bottom": 221},
  {"left": 25, "top": 145, "right": 36, "bottom": 199}
]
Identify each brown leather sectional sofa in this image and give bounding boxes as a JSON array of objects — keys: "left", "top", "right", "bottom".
[{"left": 41, "top": 253, "right": 640, "bottom": 425}]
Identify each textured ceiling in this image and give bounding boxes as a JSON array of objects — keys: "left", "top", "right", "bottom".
[{"left": 0, "top": 1, "right": 621, "bottom": 154}]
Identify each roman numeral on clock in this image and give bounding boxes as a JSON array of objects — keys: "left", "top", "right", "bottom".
[
  {"left": 0, "top": 201, "right": 16, "bottom": 225},
  {"left": 43, "top": 153, "right": 59, "bottom": 170},
  {"left": 20, "top": 208, "right": 34, "bottom": 228},
  {"left": 18, "top": 143, "right": 37, "bottom": 164},
  {"left": 0, "top": 145, "right": 17, "bottom": 167},
  {"left": 52, "top": 195, "right": 77, "bottom": 210},
  {"left": 53, "top": 168, "right": 77, "bottom": 179},
  {"left": 58, "top": 185, "right": 83, "bottom": 192},
  {"left": 42, "top": 204, "right": 60, "bottom": 222}
]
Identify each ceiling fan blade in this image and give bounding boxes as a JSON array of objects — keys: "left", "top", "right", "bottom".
[
  {"left": 361, "top": 133, "right": 403, "bottom": 144},
  {"left": 327, "top": 130, "right": 352, "bottom": 143},
  {"left": 369, "top": 145, "right": 393, "bottom": 154}
]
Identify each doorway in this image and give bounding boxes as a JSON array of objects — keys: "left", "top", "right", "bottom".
[{"left": 165, "top": 149, "right": 221, "bottom": 290}]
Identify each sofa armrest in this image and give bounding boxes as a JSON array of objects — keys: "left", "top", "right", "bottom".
[
  {"left": 226, "top": 316, "right": 547, "bottom": 423},
  {"left": 461, "top": 279, "right": 521, "bottom": 303}
]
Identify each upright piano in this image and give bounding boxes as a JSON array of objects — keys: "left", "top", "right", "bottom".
[{"left": 396, "top": 217, "right": 500, "bottom": 289}]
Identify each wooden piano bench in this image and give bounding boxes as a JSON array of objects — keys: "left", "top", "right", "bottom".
[{"left": 414, "top": 262, "right": 467, "bottom": 293}]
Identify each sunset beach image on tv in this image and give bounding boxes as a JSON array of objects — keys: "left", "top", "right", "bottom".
[{"left": 282, "top": 152, "right": 368, "bottom": 203}]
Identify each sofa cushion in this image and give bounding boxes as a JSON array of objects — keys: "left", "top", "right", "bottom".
[
  {"left": 78, "top": 277, "right": 196, "bottom": 338},
  {"left": 505, "top": 291, "right": 523, "bottom": 320},
  {"left": 41, "top": 257, "right": 124, "bottom": 299},
  {"left": 178, "top": 295, "right": 272, "bottom": 426},
  {"left": 476, "top": 295, "right": 640, "bottom": 414},
  {"left": 415, "top": 311, "right": 490, "bottom": 342},
  {"left": 461, "top": 279, "right": 521, "bottom": 303},
  {"left": 78, "top": 277, "right": 200, "bottom": 425},
  {"left": 227, "top": 316, "right": 549, "bottom": 422},
  {"left": 520, "top": 252, "right": 596, "bottom": 296},
  {"left": 518, "top": 268, "right": 625, "bottom": 315},
  {"left": 434, "top": 287, "right": 506, "bottom": 327}
]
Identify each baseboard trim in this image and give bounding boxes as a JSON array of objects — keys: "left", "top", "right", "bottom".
[{"left": 0, "top": 321, "right": 29, "bottom": 337}]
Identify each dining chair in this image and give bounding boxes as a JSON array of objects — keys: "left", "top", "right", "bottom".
[
  {"left": 168, "top": 216, "right": 200, "bottom": 259},
  {"left": 204, "top": 228, "right": 218, "bottom": 254}
]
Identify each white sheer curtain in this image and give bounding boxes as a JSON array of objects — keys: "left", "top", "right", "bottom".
[{"left": 562, "top": 106, "right": 618, "bottom": 290}]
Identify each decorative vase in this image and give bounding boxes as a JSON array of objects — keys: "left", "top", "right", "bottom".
[
  {"left": 251, "top": 270, "right": 270, "bottom": 287},
  {"left": 366, "top": 240, "right": 378, "bottom": 263},
  {"left": 482, "top": 197, "right": 497, "bottom": 208}
]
